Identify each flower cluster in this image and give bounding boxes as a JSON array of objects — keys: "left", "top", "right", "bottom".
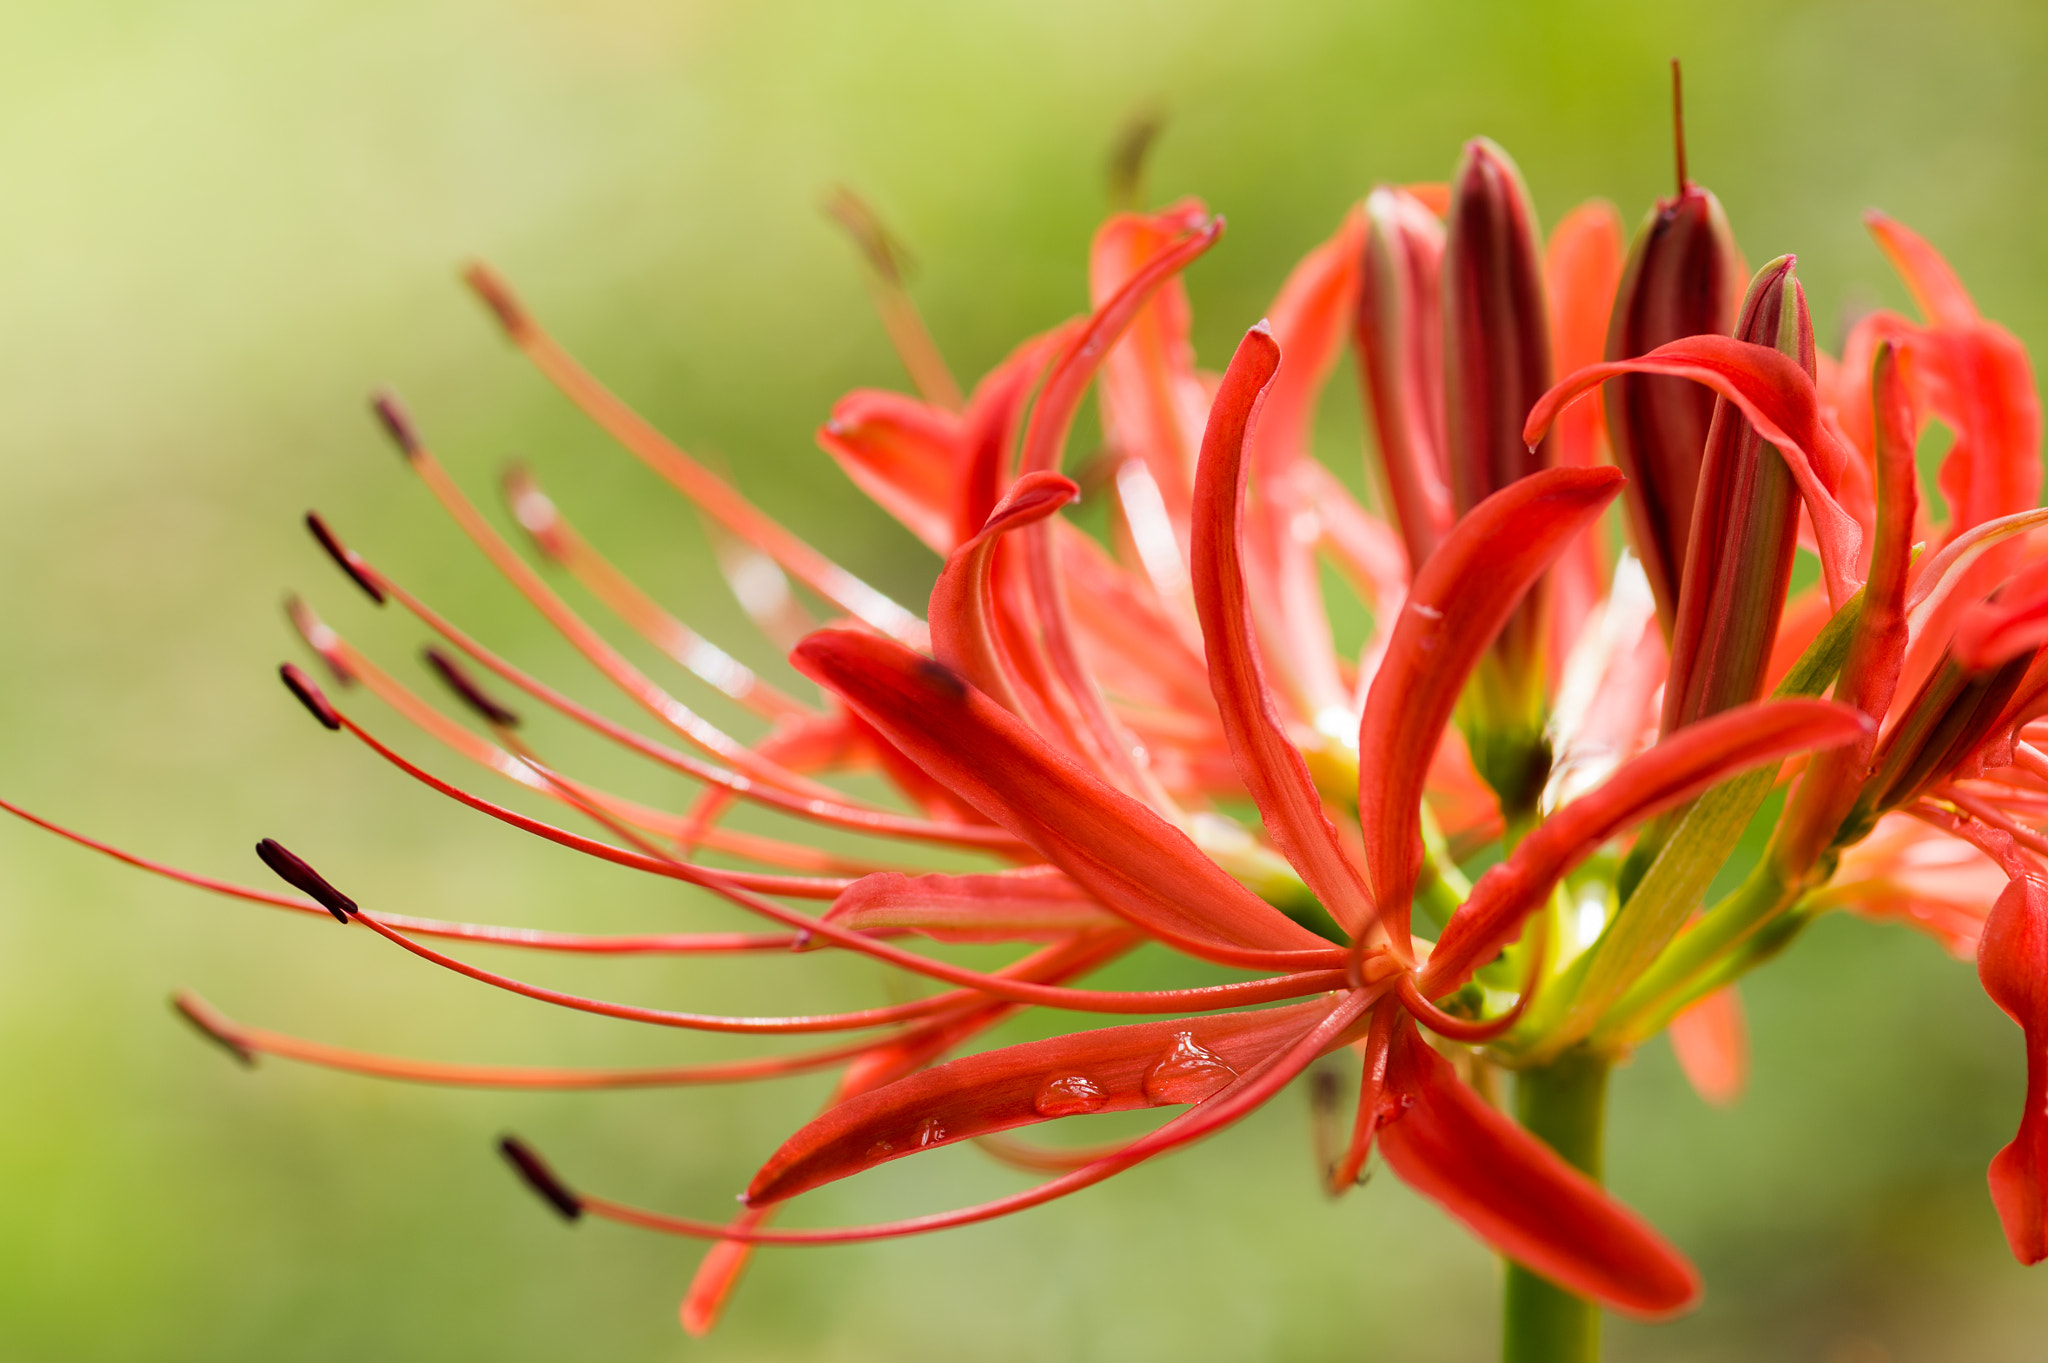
[{"left": 11, "top": 102, "right": 2045, "bottom": 1340}]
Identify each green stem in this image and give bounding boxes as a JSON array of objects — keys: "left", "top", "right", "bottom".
[{"left": 1502, "top": 1050, "right": 1610, "bottom": 1363}]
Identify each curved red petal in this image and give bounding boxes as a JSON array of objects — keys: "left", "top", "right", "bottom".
[
  {"left": 824, "top": 867, "right": 1121, "bottom": 943},
  {"left": 1375, "top": 1023, "right": 1702, "bottom": 1318},
  {"left": 1422, "top": 699, "right": 1868, "bottom": 994},
  {"left": 746, "top": 997, "right": 1347, "bottom": 1205},
  {"left": 1525, "top": 336, "right": 1864, "bottom": 608},
  {"left": 1357, "top": 465, "right": 1624, "bottom": 944},
  {"left": 792, "top": 629, "right": 1330, "bottom": 959},
  {"left": 1191, "top": 323, "right": 1377, "bottom": 935},
  {"left": 1978, "top": 871, "right": 2048, "bottom": 1263}
]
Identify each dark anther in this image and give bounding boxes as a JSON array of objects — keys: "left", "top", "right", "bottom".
[
  {"left": 255, "top": 837, "right": 356, "bottom": 923},
  {"left": 370, "top": 389, "right": 422, "bottom": 459},
  {"left": 304, "top": 513, "right": 386, "bottom": 605},
  {"left": 424, "top": 648, "right": 521, "bottom": 728},
  {"left": 499, "top": 1136, "right": 584, "bottom": 1222},
  {"left": 279, "top": 662, "right": 343, "bottom": 731}
]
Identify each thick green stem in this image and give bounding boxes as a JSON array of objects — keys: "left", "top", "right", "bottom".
[{"left": 1502, "top": 1050, "right": 1610, "bottom": 1363}]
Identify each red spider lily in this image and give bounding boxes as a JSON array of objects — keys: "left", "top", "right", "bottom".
[{"left": 9, "top": 90, "right": 2048, "bottom": 1352}]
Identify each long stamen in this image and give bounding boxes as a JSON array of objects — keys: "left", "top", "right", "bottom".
[
  {"left": 503, "top": 738, "right": 1352, "bottom": 999},
  {"left": 309, "top": 672, "right": 1348, "bottom": 1005},
  {"left": 304, "top": 518, "right": 1025, "bottom": 852},
  {"left": 305, "top": 612, "right": 874, "bottom": 876},
  {"left": 0, "top": 793, "right": 804, "bottom": 954},
  {"left": 461, "top": 261, "right": 926, "bottom": 644},
  {"left": 503, "top": 465, "right": 812, "bottom": 722},
  {"left": 821, "top": 187, "right": 965, "bottom": 412},
  {"left": 172, "top": 992, "right": 884, "bottom": 1088},
  {"left": 371, "top": 394, "right": 846, "bottom": 804}
]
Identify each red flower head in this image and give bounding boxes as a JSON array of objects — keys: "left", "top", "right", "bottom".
[{"left": 10, "top": 82, "right": 2045, "bottom": 1346}]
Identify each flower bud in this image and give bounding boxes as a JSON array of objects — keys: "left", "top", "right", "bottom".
[
  {"left": 1355, "top": 185, "right": 1450, "bottom": 571},
  {"left": 1603, "top": 185, "right": 1742, "bottom": 630},
  {"left": 1660, "top": 255, "right": 1814, "bottom": 735},
  {"left": 1441, "top": 139, "right": 1556, "bottom": 813},
  {"left": 1443, "top": 138, "right": 1555, "bottom": 513}
]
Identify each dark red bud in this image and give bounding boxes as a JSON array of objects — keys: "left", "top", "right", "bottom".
[
  {"left": 1660, "top": 255, "right": 1814, "bottom": 735},
  {"left": 254, "top": 838, "right": 356, "bottom": 923},
  {"left": 1603, "top": 185, "right": 1742, "bottom": 629},
  {"left": 1356, "top": 185, "right": 1451, "bottom": 570},
  {"left": 499, "top": 1136, "right": 584, "bottom": 1222},
  {"left": 1440, "top": 139, "right": 1557, "bottom": 808},
  {"left": 1442, "top": 137, "right": 1555, "bottom": 513}
]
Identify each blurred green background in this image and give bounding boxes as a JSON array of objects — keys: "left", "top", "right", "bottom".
[{"left": 4, "top": 1, "right": 2047, "bottom": 1359}]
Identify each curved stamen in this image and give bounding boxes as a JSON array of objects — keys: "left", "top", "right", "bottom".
[
  {"left": 0, "top": 794, "right": 801, "bottom": 954},
  {"left": 461, "top": 262, "right": 926, "bottom": 645},
  {"left": 821, "top": 186, "right": 965, "bottom": 413},
  {"left": 306, "top": 519, "right": 1026, "bottom": 852},
  {"left": 290, "top": 599, "right": 881, "bottom": 875},
  {"left": 172, "top": 992, "right": 883, "bottom": 1088},
  {"left": 374, "top": 400, "right": 846, "bottom": 804},
  {"left": 502, "top": 465, "right": 812, "bottom": 722}
]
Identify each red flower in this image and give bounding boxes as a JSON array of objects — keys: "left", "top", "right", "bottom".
[{"left": 9, "top": 115, "right": 2044, "bottom": 1345}]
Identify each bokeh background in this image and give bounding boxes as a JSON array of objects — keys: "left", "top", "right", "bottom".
[{"left": 4, "top": 2, "right": 2047, "bottom": 1359}]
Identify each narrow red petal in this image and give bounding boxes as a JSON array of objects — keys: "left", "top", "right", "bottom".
[
  {"left": 745, "top": 998, "right": 1346, "bottom": 1205},
  {"left": 928, "top": 470, "right": 1079, "bottom": 714},
  {"left": 792, "top": 630, "right": 1331, "bottom": 959},
  {"left": 1525, "top": 335, "right": 1865, "bottom": 608},
  {"left": 1978, "top": 870, "right": 2048, "bottom": 1263},
  {"left": 1357, "top": 465, "right": 1624, "bottom": 945},
  {"left": 1375, "top": 1023, "right": 1702, "bottom": 1317},
  {"left": 1086, "top": 200, "right": 1218, "bottom": 521},
  {"left": 1422, "top": 699, "right": 1868, "bottom": 994},
  {"left": 1544, "top": 200, "right": 1625, "bottom": 471},
  {"left": 1191, "top": 323, "right": 1376, "bottom": 935},
  {"left": 816, "top": 389, "right": 968, "bottom": 553},
  {"left": 1667, "top": 985, "right": 1748, "bottom": 1107},
  {"left": 1865, "top": 210, "right": 1980, "bottom": 329},
  {"left": 824, "top": 867, "right": 1121, "bottom": 943}
]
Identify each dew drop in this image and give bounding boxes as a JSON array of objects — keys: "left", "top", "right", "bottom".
[
  {"left": 1142, "top": 1032, "right": 1238, "bottom": 1105},
  {"left": 865, "top": 1139, "right": 895, "bottom": 1160},
  {"left": 914, "top": 1116, "right": 947, "bottom": 1148},
  {"left": 1034, "top": 1073, "right": 1108, "bottom": 1118}
]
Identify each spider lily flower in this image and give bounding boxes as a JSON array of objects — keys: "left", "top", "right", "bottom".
[{"left": 6, "top": 120, "right": 2046, "bottom": 1354}]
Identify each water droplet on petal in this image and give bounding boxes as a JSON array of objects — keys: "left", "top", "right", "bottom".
[
  {"left": 914, "top": 1116, "right": 947, "bottom": 1148},
  {"left": 1142, "top": 1032, "right": 1238, "bottom": 1105},
  {"left": 866, "top": 1139, "right": 895, "bottom": 1160},
  {"left": 1034, "top": 1073, "right": 1107, "bottom": 1117}
]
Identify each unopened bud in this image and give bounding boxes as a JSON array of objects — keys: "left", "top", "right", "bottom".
[
  {"left": 1603, "top": 184, "right": 1742, "bottom": 629},
  {"left": 1355, "top": 185, "right": 1450, "bottom": 571},
  {"left": 1442, "top": 138, "right": 1555, "bottom": 513},
  {"left": 1441, "top": 139, "right": 1557, "bottom": 814},
  {"left": 1661, "top": 255, "right": 1813, "bottom": 735}
]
